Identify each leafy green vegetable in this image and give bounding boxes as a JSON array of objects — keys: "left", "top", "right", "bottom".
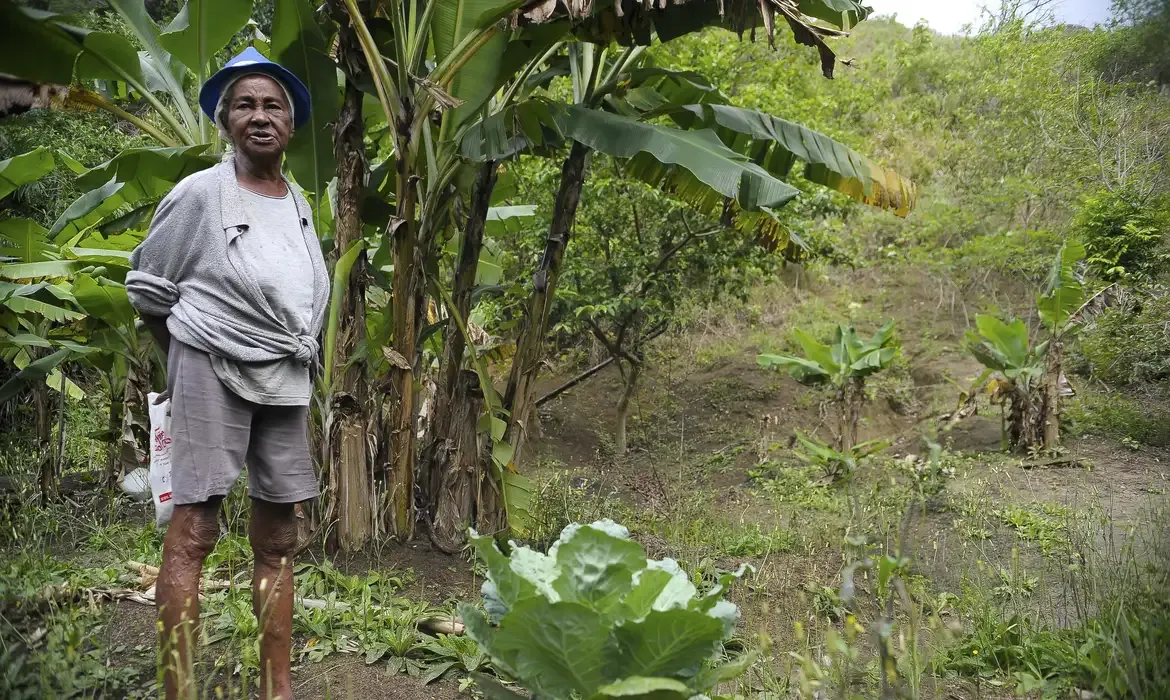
[{"left": 461, "top": 520, "right": 754, "bottom": 699}]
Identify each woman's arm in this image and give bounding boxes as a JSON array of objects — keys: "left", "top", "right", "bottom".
[{"left": 142, "top": 314, "right": 171, "bottom": 355}]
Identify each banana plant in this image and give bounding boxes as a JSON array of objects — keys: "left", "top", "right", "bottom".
[
  {"left": 964, "top": 242, "right": 1088, "bottom": 451},
  {"left": 794, "top": 430, "right": 889, "bottom": 484},
  {"left": 1, "top": 148, "right": 157, "bottom": 497},
  {"left": 759, "top": 321, "right": 899, "bottom": 450},
  {"left": 1035, "top": 241, "right": 1086, "bottom": 448},
  {"left": 965, "top": 315, "right": 1046, "bottom": 451},
  {"left": 0, "top": 0, "right": 339, "bottom": 215}
]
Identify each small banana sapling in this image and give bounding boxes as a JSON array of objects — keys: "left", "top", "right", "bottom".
[{"left": 758, "top": 321, "right": 900, "bottom": 451}]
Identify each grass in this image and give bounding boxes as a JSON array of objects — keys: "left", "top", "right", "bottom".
[{"left": 1065, "top": 387, "right": 1170, "bottom": 447}]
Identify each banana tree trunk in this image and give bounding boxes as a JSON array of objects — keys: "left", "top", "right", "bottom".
[
  {"left": 1008, "top": 383, "right": 1041, "bottom": 451},
  {"left": 103, "top": 388, "right": 125, "bottom": 492},
  {"left": 837, "top": 380, "right": 862, "bottom": 452},
  {"left": 41, "top": 371, "right": 66, "bottom": 504},
  {"left": 431, "top": 370, "right": 485, "bottom": 550},
  {"left": 421, "top": 160, "right": 496, "bottom": 520},
  {"left": 386, "top": 107, "right": 420, "bottom": 540},
  {"left": 118, "top": 346, "right": 151, "bottom": 488},
  {"left": 33, "top": 361, "right": 53, "bottom": 505},
  {"left": 331, "top": 64, "right": 373, "bottom": 551},
  {"left": 502, "top": 141, "right": 591, "bottom": 467},
  {"left": 1042, "top": 339, "right": 1063, "bottom": 449}
]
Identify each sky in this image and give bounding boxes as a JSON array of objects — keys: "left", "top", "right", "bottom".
[{"left": 870, "top": 0, "right": 1114, "bottom": 34}]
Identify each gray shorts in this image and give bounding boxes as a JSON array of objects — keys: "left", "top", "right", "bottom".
[{"left": 167, "top": 340, "right": 318, "bottom": 505}]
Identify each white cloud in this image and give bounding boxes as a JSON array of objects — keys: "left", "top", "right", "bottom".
[{"left": 869, "top": 0, "right": 1113, "bottom": 35}]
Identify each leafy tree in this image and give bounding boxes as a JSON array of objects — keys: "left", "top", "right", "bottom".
[
  {"left": 1074, "top": 187, "right": 1169, "bottom": 283},
  {"left": 758, "top": 321, "right": 899, "bottom": 451},
  {"left": 1099, "top": 0, "right": 1170, "bottom": 85},
  {"left": 1077, "top": 291, "right": 1170, "bottom": 386},
  {"left": 526, "top": 158, "right": 770, "bottom": 453}
]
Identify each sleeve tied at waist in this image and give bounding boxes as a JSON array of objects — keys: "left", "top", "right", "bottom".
[{"left": 125, "top": 270, "right": 179, "bottom": 317}]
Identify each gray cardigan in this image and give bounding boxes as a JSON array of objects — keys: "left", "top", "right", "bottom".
[{"left": 126, "top": 156, "right": 329, "bottom": 367}]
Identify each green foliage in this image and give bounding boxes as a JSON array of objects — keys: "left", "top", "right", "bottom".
[
  {"left": 1036, "top": 241, "right": 1087, "bottom": 335},
  {"left": 461, "top": 520, "right": 754, "bottom": 699},
  {"left": 1074, "top": 188, "right": 1169, "bottom": 283},
  {"left": 937, "top": 591, "right": 1170, "bottom": 699},
  {"left": 967, "top": 316, "right": 1041, "bottom": 380},
  {"left": 792, "top": 431, "right": 889, "bottom": 484},
  {"left": 1076, "top": 290, "right": 1170, "bottom": 385},
  {"left": 758, "top": 321, "right": 898, "bottom": 388},
  {"left": 1064, "top": 387, "right": 1170, "bottom": 447},
  {"left": 1097, "top": 0, "right": 1170, "bottom": 85},
  {"left": 0, "top": 147, "right": 55, "bottom": 200},
  {"left": 995, "top": 502, "right": 1068, "bottom": 557}
]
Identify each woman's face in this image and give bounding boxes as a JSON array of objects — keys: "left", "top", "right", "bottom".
[{"left": 226, "top": 75, "right": 293, "bottom": 160}]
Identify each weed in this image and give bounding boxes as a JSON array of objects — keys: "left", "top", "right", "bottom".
[
  {"left": 751, "top": 462, "right": 846, "bottom": 511},
  {"left": 1065, "top": 388, "right": 1170, "bottom": 447},
  {"left": 995, "top": 503, "right": 1068, "bottom": 557}
]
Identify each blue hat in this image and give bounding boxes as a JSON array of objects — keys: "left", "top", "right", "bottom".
[{"left": 199, "top": 47, "right": 311, "bottom": 129}]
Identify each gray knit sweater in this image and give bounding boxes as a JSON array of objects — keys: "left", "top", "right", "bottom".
[{"left": 126, "top": 156, "right": 329, "bottom": 373}]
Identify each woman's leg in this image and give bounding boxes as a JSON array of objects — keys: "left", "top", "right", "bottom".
[
  {"left": 157, "top": 498, "right": 221, "bottom": 700},
  {"left": 250, "top": 497, "right": 298, "bottom": 700}
]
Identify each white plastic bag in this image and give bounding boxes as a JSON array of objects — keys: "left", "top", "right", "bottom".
[{"left": 147, "top": 392, "right": 175, "bottom": 526}]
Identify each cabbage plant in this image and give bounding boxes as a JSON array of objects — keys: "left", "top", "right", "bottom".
[{"left": 459, "top": 520, "right": 754, "bottom": 699}]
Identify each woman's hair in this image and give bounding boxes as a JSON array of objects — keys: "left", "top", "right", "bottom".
[{"left": 214, "top": 72, "right": 295, "bottom": 141}]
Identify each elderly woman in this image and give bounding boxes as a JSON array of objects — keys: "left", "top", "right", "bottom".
[{"left": 126, "top": 47, "right": 328, "bottom": 700}]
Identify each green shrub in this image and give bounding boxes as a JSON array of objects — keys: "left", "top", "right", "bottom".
[
  {"left": 1074, "top": 188, "right": 1169, "bottom": 283},
  {"left": 1077, "top": 291, "right": 1170, "bottom": 386},
  {"left": 460, "top": 520, "right": 754, "bottom": 699},
  {"left": 1064, "top": 388, "right": 1170, "bottom": 447}
]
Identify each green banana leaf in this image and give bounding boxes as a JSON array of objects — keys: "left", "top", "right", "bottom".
[
  {"left": 973, "top": 315, "right": 1032, "bottom": 371},
  {"left": 108, "top": 0, "right": 199, "bottom": 134},
  {"left": 0, "top": 3, "right": 85, "bottom": 84},
  {"left": 797, "top": 0, "right": 871, "bottom": 29},
  {"left": 272, "top": 0, "right": 339, "bottom": 213},
  {"left": 0, "top": 348, "right": 71, "bottom": 404},
  {"left": 159, "top": 0, "right": 253, "bottom": 78},
  {"left": 76, "top": 145, "right": 215, "bottom": 192},
  {"left": 563, "top": 104, "right": 800, "bottom": 211},
  {"left": 0, "top": 219, "right": 55, "bottom": 263},
  {"left": 0, "top": 147, "right": 55, "bottom": 200},
  {"left": 1036, "top": 241, "right": 1086, "bottom": 333},
  {"left": 431, "top": 0, "right": 527, "bottom": 129},
  {"left": 72, "top": 274, "right": 136, "bottom": 328},
  {"left": 668, "top": 104, "right": 917, "bottom": 216}
]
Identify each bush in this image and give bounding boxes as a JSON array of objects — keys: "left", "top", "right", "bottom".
[
  {"left": 1076, "top": 290, "right": 1170, "bottom": 386},
  {"left": 1064, "top": 388, "right": 1170, "bottom": 447},
  {"left": 1074, "top": 188, "right": 1169, "bottom": 283}
]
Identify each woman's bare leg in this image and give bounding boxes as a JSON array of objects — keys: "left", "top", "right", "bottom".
[
  {"left": 250, "top": 498, "right": 298, "bottom": 700},
  {"left": 157, "top": 499, "right": 221, "bottom": 700}
]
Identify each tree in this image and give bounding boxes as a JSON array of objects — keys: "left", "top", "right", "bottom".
[
  {"left": 343, "top": 0, "right": 911, "bottom": 540},
  {"left": 758, "top": 321, "right": 899, "bottom": 451},
  {"left": 1075, "top": 187, "right": 1169, "bottom": 283},
  {"left": 512, "top": 155, "right": 767, "bottom": 454}
]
